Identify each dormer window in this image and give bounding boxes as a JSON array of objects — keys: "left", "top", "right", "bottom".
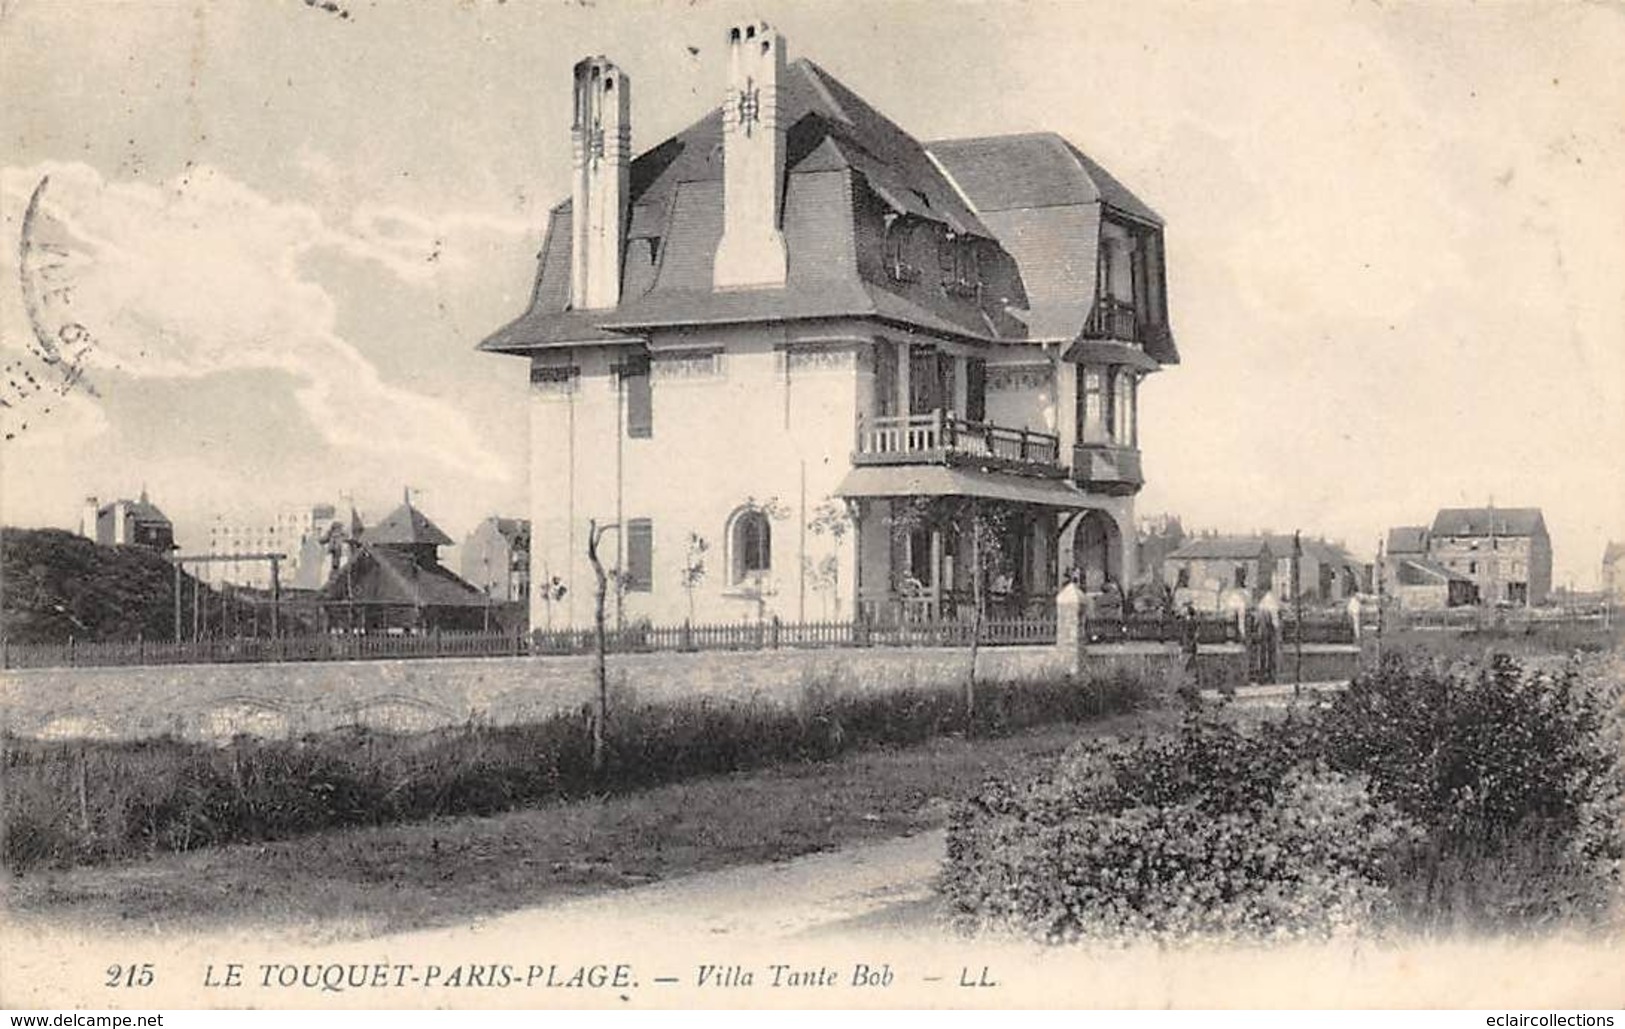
[
  {"left": 1088, "top": 216, "right": 1168, "bottom": 345},
  {"left": 943, "top": 234, "right": 981, "bottom": 298},
  {"left": 883, "top": 217, "right": 920, "bottom": 283}
]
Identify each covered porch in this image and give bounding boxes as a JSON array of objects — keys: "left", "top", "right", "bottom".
[{"left": 836, "top": 465, "right": 1130, "bottom": 625}]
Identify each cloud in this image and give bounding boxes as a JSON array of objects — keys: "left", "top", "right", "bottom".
[{"left": 0, "top": 160, "right": 522, "bottom": 480}]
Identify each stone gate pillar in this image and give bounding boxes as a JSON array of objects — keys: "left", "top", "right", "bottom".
[{"left": 1056, "top": 582, "right": 1085, "bottom": 679}]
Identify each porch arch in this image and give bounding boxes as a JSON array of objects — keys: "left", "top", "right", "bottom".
[{"left": 1069, "top": 508, "right": 1126, "bottom": 590}]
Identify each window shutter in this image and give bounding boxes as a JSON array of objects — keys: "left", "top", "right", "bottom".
[
  {"left": 622, "top": 355, "right": 652, "bottom": 439},
  {"left": 626, "top": 518, "right": 653, "bottom": 592}
]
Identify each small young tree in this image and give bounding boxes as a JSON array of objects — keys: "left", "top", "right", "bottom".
[
  {"left": 807, "top": 499, "right": 853, "bottom": 615},
  {"left": 585, "top": 519, "right": 617, "bottom": 774},
  {"left": 890, "top": 496, "right": 1014, "bottom": 729},
  {"left": 680, "top": 532, "right": 709, "bottom": 624}
]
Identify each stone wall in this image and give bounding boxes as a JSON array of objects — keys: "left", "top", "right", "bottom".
[{"left": 0, "top": 639, "right": 1361, "bottom": 745}]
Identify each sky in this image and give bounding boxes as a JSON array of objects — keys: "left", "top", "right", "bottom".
[{"left": 1, "top": 0, "right": 1621, "bottom": 587}]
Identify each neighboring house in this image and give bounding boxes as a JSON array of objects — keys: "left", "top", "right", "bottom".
[
  {"left": 1602, "top": 541, "right": 1625, "bottom": 606},
  {"left": 478, "top": 25, "right": 1179, "bottom": 628},
  {"left": 205, "top": 503, "right": 341, "bottom": 589},
  {"left": 1389, "top": 556, "right": 1478, "bottom": 611},
  {"left": 1426, "top": 507, "right": 1552, "bottom": 607},
  {"left": 80, "top": 490, "right": 174, "bottom": 551},
  {"left": 462, "top": 517, "right": 531, "bottom": 603},
  {"left": 317, "top": 496, "right": 490, "bottom": 633},
  {"left": 1163, "top": 536, "right": 1275, "bottom": 613},
  {"left": 1263, "top": 535, "right": 1364, "bottom": 604}
]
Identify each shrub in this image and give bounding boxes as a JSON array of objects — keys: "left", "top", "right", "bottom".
[
  {"left": 1315, "top": 651, "right": 1625, "bottom": 931},
  {"left": 944, "top": 715, "right": 1414, "bottom": 944},
  {"left": 3, "top": 667, "right": 1149, "bottom": 872},
  {"left": 944, "top": 651, "right": 1625, "bottom": 943}
]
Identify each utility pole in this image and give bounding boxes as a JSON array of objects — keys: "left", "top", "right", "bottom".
[
  {"left": 1374, "top": 534, "right": 1385, "bottom": 665},
  {"left": 269, "top": 555, "right": 281, "bottom": 641},
  {"left": 1292, "top": 530, "right": 1303, "bottom": 693},
  {"left": 172, "top": 551, "right": 183, "bottom": 643}
]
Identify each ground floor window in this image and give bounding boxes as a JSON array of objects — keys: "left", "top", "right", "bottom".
[{"left": 730, "top": 507, "right": 772, "bottom": 584}]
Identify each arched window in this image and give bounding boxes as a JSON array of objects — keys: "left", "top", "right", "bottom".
[{"left": 730, "top": 508, "right": 772, "bottom": 584}]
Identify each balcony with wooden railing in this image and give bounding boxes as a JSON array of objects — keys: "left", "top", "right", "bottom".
[
  {"left": 853, "top": 409, "right": 1064, "bottom": 477},
  {"left": 1083, "top": 295, "right": 1138, "bottom": 342}
]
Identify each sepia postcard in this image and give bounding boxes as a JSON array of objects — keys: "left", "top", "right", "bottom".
[{"left": 2, "top": 0, "right": 1623, "bottom": 1013}]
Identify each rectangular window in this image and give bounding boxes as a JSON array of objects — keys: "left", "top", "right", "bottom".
[
  {"left": 966, "top": 357, "right": 987, "bottom": 422},
  {"left": 625, "top": 518, "right": 653, "bottom": 592},
  {"left": 909, "top": 345, "right": 942, "bottom": 415},
  {"left": 1176, "top": 566, "right": 1190, "bottom": 589},
  {"left": 874, "top": 342, "right": 898, "bottom": 417},
  {"left": 908, "top": 528, "right": 934, "bottom": 587},
  {"left": 1078, "top": 367, "right": 1108, "bottom": 444},
  {"left": 1234, "top": 564, "right": 1248, "bottom": 589},
  {"left": 621, "top": 355, "right": 652, "bottom": 438}
]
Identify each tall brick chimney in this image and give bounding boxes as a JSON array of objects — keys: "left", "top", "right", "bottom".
[
  {"left": 569, "top": 56, "right": 631, "bottom": 311},
  {"left": 713, "top": 21, "right": 788, "bottom": 290}
]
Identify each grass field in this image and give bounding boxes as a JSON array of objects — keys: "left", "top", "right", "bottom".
[{"left": 1, "top": 711, "right": 1172, "bottom": 942}]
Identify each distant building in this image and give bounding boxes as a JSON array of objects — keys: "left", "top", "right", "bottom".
[
  {"left": 80, "top": 490, "right": 174, "bottom": 551},
  {"left": 1385, "top": 525, "right": 1430, "bottom": 562},
  {"left": 317, "top": 495, "right": 490, "bottom": 633},
  {"left": 461, "top": 517, "right": 531, "bottom": 603},
  {"left": 1427, "top": 507, "right": 1552, "bottom": 607},
  {"left": 1603, "top": 541, "right": 1625, "bottom": 606},
  {"left": 1134, "top": 514, "right": 1185, "bottom": 587},
  {"left": 1163, "top": 536, "right": 1276, "bottom": 612},
  {"left": 1388, "top": 555, "right": 1478, "bottom": 610},
  {"left": 1262, "top": 535, "right": 1364, "bottom": 603},
  {"left": 205, "top": 503, "right": 340, "bottom": 589}
]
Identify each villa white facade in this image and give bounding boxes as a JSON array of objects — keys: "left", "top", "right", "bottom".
[{"left": 481, "top": 24, "right": 1179, "bottom": 630}]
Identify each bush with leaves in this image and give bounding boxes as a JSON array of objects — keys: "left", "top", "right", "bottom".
[
  {"left": 945, "top": 712, "right": 1416, "bottom": 944},
  {"left": 1314, "top": 651, "right": 1625, "bottom": 931},
  {"left": 945, "top": 651, "right": 1625, "bottom": 943}
]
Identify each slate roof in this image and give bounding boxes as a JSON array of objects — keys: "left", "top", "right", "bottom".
[
  {"left": 100, "top": 498, "right": 170, "bottom": 525},
  {"left": 1395, "top": 558, "right": 1472, "bottom": 586},
  {"left": 1166, "top": 536, "right": 1274, "bottom": 561},
  {"left": 1386, "top": 525, "right": 1429, "bottom": 555},
  {"left": 479, "top": 58, "right": 1171, "bottom": 363},
  {"left": 1430, "top": 508, "right": 1546, "bottom": 538},
  {"left": 925, "top": 132, "right": 1162, "bottom": 224},
  {"left": 318, "top": 545, "right": 489, "bottom": 609},
  {"left": 1263, "top": 535, "right": 1361, "bottom": 568},
  {"left": 926, "top": 133, "right": 1179, "bottom": 364},
  {"left": 1603, "top": 541, "right": 1625, "bottom": 564},
  {"left": 362, "top": 502, "right": 454, "bottom": 548}
]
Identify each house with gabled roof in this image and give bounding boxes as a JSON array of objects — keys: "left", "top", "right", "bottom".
[
  {"left": 479, "top": 23, "right": 1178, "bottom": 628},
  {"left": 317, "top": 494, "right": 490, "bottom": 633},
  {"left": 80, "top": 490, "right": 174, "bottom": 552},
  {"left": 1427, "top": 507, "right": 1551, "bottom": 607}
]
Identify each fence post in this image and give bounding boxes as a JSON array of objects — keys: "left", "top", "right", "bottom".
[
  {"left": 770, "top": 615, "right": 781, "bottom": 649},
  {"left": 68, "top": 635, "right": 76, "bottom": 667}
]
